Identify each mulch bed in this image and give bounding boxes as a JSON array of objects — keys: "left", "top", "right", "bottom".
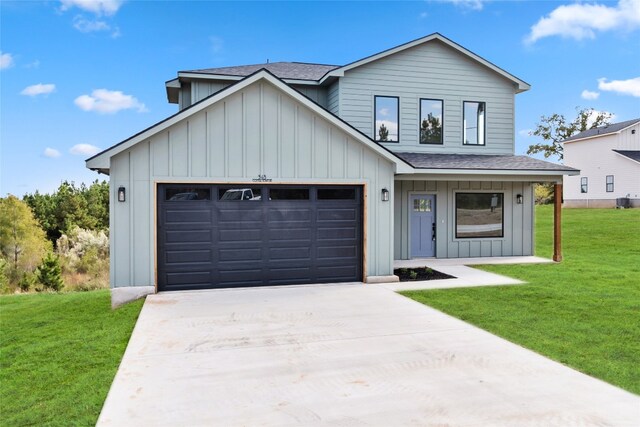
[{"left": 394, "top": 267, "right": 455, "bottom": 282}]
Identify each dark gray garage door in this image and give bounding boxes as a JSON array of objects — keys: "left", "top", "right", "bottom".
[{"left": 157, "top": 184, "right": 363, "bottom": 291}]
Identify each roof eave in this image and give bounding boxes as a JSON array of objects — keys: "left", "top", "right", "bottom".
[{"left": 398, "top": 168, "right": 579, "bottom": 176}]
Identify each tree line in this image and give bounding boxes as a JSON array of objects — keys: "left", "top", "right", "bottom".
[{"left": 0, "top": 180, "right": 109, "bottom": 293}]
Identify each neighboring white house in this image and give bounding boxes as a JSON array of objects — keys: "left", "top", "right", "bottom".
[
  {"left": 563, "top": 118, "right": 640, "bottom": 208},
  {"left": 86, "top": 33, "right": 578, "bottom": 303}
]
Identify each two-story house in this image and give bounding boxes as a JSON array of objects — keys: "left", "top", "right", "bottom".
[
  {"left": 563, "top": 118, "right": 640, "bottom": 208},
  {"left": 86, "top": 33, "right": 578, "bottom": 304}
]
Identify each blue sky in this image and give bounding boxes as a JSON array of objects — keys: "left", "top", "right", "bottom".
[{"left": 1, "top": 0, "right": 639, "bottom": 196}]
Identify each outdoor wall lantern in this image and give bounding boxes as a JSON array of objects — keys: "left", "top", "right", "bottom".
[
  {"left": 381, "top": 188, "right": 389, "bottom": 202},
  {"left": 516, "top": 194, "right": 523, "bottom": 205},
  {"left": 118, "top": 186, "right": 126, "bottom": 203}
]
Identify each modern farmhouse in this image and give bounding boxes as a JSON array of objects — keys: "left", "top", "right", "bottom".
[
  {"left": 563, "top": 118, "right": 640, "bottom": 208},
  {"left": 86, "top": 33, "right": 578, "bottom": 302}
]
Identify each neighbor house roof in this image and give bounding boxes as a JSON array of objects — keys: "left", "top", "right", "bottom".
[
  {"left": 173, "top": 33, "right": 530, "bottom": 91},
  {"left": 563, "top": 118, "right": 640, "bottom": 144},
  {"left": 395, "top": 152, "right": 578, "bottom": 173},
  {"left": 184, "top": 62, "right": 340, "bottom": 81},
  {"left": 613, "top": 150, "right": 640, "bottom": 164}
]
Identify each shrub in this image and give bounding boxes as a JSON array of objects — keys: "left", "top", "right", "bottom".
[
  {"left": 18, "top": 272, "right": 36, "bottom": 292},
  {"left": 37, "top": 253, "right": 64, "bottom": 292}
]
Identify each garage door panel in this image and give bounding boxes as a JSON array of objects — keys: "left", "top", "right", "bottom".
[
  {"left": 158, "top": 184, "right": 362, "bottom": 291},
  {"left": 165, "top": 230, "right": 212, "bottom": 243},
  {"left": 317, "top": 227, "right": 357, "bottom": 240},
  {"left": 219, "top": 248, "right": 262, "bottom": 261},
  {"left": 165, "top": 209, "right": 211, "bottom": 224},
  {"left": 269, "top": 247, "right": 311, "bottom": 260},
  {"left": 165, "top": 249, "right": 212, "bottom": 263},
  {"left": 165, "top": 271, "right": 212, "bottom": 286},
  {"left": 219, "top": 229, "right": 262, "bottom": 242}
]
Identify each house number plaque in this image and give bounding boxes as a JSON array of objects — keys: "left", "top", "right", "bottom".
[{"left": 252, "top": 174, "right": 272, "bottom": 182}]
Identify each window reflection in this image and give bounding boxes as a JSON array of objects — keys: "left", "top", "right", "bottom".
[
  {"left": 374, "top": 96, "right": 399, "bottom": 142},
  {"left": 218, "top": 188, "right": 262, "bottom": 201},
  {"left": 455, "top": 193, "right": 503, "bottom": 238},
  {"left": 269, "top": 188, "right": 309, "bottom": 200},
  {"left": 166, "top": 188, "right": 210, "bottom": 201},
  {"left": 317, "top": 188, "right": 356, "bottom": 200},
  {"left": 420, "top": 99, "right": 443, "bottom": 144},
  {"left": 463, "top": 101, "right": 485, "bottom": 145},
  {"left": 413, "top": 198, "right": 432, "bottom": 212}
]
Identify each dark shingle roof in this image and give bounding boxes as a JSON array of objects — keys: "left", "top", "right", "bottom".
[
  {"left": 184, "top": 62, "right": 339, "bottom": 81},
  {"left": 563, "top": 118, "right": 640, "bottom": 143},
  {"left": 613, "top": 150, "right": 640, "bottom": 163},
  {"left": 395, "top": 153, "right": 578, "bottom": 172}
]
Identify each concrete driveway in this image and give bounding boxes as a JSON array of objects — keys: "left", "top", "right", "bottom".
[{"left": 98, "top": 284, "right": 640, "bottom": 426}]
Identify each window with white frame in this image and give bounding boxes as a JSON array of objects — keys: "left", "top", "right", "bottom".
[
  {"left": 606, "top": 175, "right": 614, "bottom": 192},
  {"left": 581, "top": 177, "right": 588, "bottom": 193}
]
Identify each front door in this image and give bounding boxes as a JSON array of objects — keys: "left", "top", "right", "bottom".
[{"left": 410, "top": 194, "right": 435, "bottom": 258}]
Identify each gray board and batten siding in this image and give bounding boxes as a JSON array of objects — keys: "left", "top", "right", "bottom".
[
  {"left": 337, "top": 39, "right": 517, "bottom": 155},
  {"left": 109, "top": 79, "right": 395, "bottom": 289},
  {"left": 394, "top": 180, "right": 534, "bottom": 259}
]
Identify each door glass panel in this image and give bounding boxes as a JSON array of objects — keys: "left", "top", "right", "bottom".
[
  {"left": 413, "top": 198, "right": 432, "bottom": 212},
  {"left": 166, "top": 187, "right": 210, "bottom": 201},
  {"left": 269, "top": 188, "right": 310, "bottom": 200},
  {"left": 317, "top": 188, "right": 356, "bottom": 200},
  {"left": 218, "top": 187, "right": 262, "bottom": 201}
]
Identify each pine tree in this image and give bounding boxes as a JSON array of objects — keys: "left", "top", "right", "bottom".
[
  {"left": 378, "top": 123, "right": 389, "bottom": 141},
  {"left": 38, "top": 252, "right": 64, "bottom": 291}
]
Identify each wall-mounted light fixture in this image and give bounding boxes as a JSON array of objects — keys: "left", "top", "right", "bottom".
[
  {"left": 118, "top": 186, "right": 126, "bottom": 202},
  {"left": 516, "top": 194, "right": 523, "bottom": 205},
  {"left": 381, "top": 188, "right": 389, "bottom": 202}
]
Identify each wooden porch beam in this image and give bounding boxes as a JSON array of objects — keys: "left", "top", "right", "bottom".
[{"left": 553, "top": 183, "right": 563, "bottom": 262}]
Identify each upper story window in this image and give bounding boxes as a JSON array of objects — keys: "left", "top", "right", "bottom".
[
  {"left": 606, "top": 175, "right": 614, "bottom": 192},
  {"left": 581, "top": 177, "right": 588, "bottom": 193},
  {"left": 374, "top": 96, "right": 399, "bottom": 142},
  {"left": 463, "top": 101, "right": 485, "bottom": 146},
  {"left": 420, "top": 99, "right": 443, "bottom": 144}
]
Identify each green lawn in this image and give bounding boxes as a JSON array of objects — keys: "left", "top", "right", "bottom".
[
  {"left": 403, "top": 206, "right": 640, "bottom": 394},
  {"left": 0, "top": 290, "right": 144, "bottom": 426}
]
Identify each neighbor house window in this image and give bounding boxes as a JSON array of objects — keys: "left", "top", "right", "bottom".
[
  {"left": 455, "top": 193, "right": 503, "bottom": 238},
  {"left": 606, "top": 175, "right": 614, "bottom": 192},
  {"left": 581, "top": 177, "right": 588, "bottom": 193},
  {"left": 374, "top": 96, "right": 399, "bottom": 142},
  {"left": 463, "top": 101, "right": 485, "bottom": 145},
  {"left": 420, "top": 99, "right": 443, "bottom": 144}
]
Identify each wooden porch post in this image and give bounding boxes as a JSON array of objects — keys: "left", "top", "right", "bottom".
[{"left": 553, "top": 183, "right": 563, "bottom": 262}]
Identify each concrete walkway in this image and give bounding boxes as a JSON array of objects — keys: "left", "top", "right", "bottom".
[
  {"left": 98, "top": 284, "right": 640, "bottom": 426},
  {"left": 383, "top": 256, "right": 553, "bottom": 292}
]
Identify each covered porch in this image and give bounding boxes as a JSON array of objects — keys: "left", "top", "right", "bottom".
[{"left": 391, "top": 153, "right": 577, "bottom": 263}]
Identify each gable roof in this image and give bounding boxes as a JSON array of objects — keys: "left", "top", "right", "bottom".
[
  {"left": 323, "top": 33, "right": 530, "bottom": 93},
  {"left": 395, "top": 153, "right": 578, "bottom": 174},
  {"left": 87, "top": 69, "right": 414, "bottom": 174},
  {"left": 613, "top": 150, "right": 640, "bottom": 164},
  {"left": 563, "top": 118, "right": 640, "bottom": 144},
  {"left": 173, "top": 33, "right": 530, "bottom": 92},
  {"left": 183, "top": 62, "right": 339, "bottom": 82}
]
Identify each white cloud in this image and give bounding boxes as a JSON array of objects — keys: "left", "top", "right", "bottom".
[
  {"left": 21, "top": 83, "right": 56, "bottom": 97},
  {"left": 0, "top": 52, "right": 14, "bottom": 70},
  {"left": 526, "top": 0, "right": 640, "bottom": 44},
  {"left": 73, "top": 16, "right": 110, "bottom": 32},
  {"left": 581, "top": 90, "right": 600, "bottom": 100},
  {"left": 44, "top": 148, "right": 61, "bottom": 158},
  {"left": 74, "top": 89, "right": 147, "bottom": 114},
  {"left": 443, "top": 0, "right": 486, "bottom": 11},
  {"left": 60, "top": 0, "right": 123, "bottom": 16},
  {"left": 586, "top": 109, "right": 616, "bottom": 128},
  {"left": 24, "top": 60, "right": 40, "bottom": 69},
  {"left": 378, "top": 108, "right": 390, "bottom": 117},
  {"left": 518, "top": 129, "right": 532, "bottom": 137},
  {"left": 598, "top": 77, "right": 640, "bottom": 97},
  {"left": 210, "top": 36, "right": 224, "bottom": 54},
  {"left": 70, "top": 143, "right": 101, "bottom": 156}
]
